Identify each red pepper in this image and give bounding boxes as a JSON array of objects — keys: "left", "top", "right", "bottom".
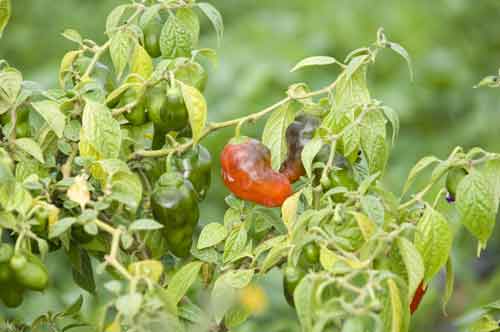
[
  {"left": 221, "top": 137, "right": 293, "bottom": 207},
  {"left": 410, "top": 281, "right": 427, "bottom": 314}
]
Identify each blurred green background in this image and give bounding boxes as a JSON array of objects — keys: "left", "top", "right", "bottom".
[{"left": 2, "top": 0, "right": 500, "bottom": 331}]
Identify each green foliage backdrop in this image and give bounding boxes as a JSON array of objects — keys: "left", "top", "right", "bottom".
[{"left": 2, "top": 1, "right": 500, "bottom": 331}]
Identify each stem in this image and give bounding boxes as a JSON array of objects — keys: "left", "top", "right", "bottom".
[
  {"left": 77, "top": 40, "right": 111, "bottom": 89},
  {"left": 94, "top": 219, "right": 133, "bottom": 280},
  {"left": 132, "top": 75, "right": 342, "bottom": 160},
  {"left": 61, "top": 144, "right": 78, "bottom": 179}
]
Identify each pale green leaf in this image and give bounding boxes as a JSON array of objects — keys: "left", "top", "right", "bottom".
[
  {"left": 197, "top": 3, "right": 223, "bottom": 45},
  {"left": 402, "top": 156, "right": 439, "bottom": 196},
  {"left": 79, "top": 100, "right": 122, "bottom": 160},
  {"left": 415, "top": 206, "right": 453, "bottom": 281},
  {"left": 179, "top": 81, "right": 207, "bottom": 143},
  {"left": 0, "top": 0, "right": 10, "bottom": 38},
  {"left": 32, "top": 100, "right": 66, "bottom": 138},
  {"left": 15, "top": 138, "right": 44, "bottom": 163},
  {"left": 387, "top": 279, "right": 403, "bottom": 332},
  {"left": 262, "top": 103, "right": 295, "bottom": 170},
  {"left": 110, "top": 30, "right": 134, "bottom": 79},
  {"left": 301, "top": 138, "right": 323, "bottom": 178},
  {"left": 290, "top": 56, "right": 338, "bottom": 72},
  {"left": 165, "top": 261, "right": 203, "bottom": 305},
  {"left": 198, "top": 223, "right": 228, "bottom": 249},
  {"left": 456, "top": 171, "right": 498, "bottom": 246},
  {"left": 294, "top": 275, "right": 314, "bottom": 331},
  {"left": 281, "top": 190, "right": 302, "bottom": 234},
  {"left": 397, "top": 237, "right": 424, "bottom": 301}
]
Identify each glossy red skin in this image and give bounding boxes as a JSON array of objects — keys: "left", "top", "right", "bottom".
[
  {"left": 410, "top": 281, "right": 427, "bottom": 314},
  {"left": 221, "top": 139, "right": 293, "bottom": 207}
]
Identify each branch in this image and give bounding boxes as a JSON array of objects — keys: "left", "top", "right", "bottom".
[{"left": 131, "top": 75, "right": 342, "bottom": 160}]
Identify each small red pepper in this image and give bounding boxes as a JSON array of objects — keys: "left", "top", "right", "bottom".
[
  {"left": 410, "top": 281, "right": 427, "bottom": 314},
  {"left": 221, "top": 137, "right": 293, "bottom": 207}
]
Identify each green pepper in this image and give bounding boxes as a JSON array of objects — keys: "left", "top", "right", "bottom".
[
  {"left": 299, "top": 242, "right": 320, "bottom": 267},
  {"left": 283, "top": 265, "right": 306, "bottom": 307},
  {"left": 0, "top": 243, "right": 13, "bottom": 264},
  {"left": 174, "top": 144, "right": 212, "bottom": 200},
  {"left": 151, "top": 172, "right": 199, "bottom": 258},
  {"left": 1, "top": 107, "right": 31, "bottom": 138},
  {"left": 0, "top": 283, "right": 24, "bottom": 308},
  {"left": 142, "top": 15, "right": 163, "bottom": 58},
  {"left": 148, "top": 84, "right": 189, "bottom": 149},
  {"left": 10, "top": 253, "right": 49, "bottom": 291},
  {"left": 120, "top": 89, "right": 148, "bottom": 126}
]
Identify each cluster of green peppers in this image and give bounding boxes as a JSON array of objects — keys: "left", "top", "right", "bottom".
[
  {"left": 151, "top": 144, "right": 211, "bottom": 258},
  {"left": 0, "top": 243, "right": 49, "bottom": 308}
]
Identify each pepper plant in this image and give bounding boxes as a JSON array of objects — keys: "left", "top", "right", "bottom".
[{"left": 1, "top": 0, "right": 500, "bottom": 331}]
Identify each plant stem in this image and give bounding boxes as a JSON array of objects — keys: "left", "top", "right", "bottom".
[
  {"left": 94, "top": 219, "right": 133, "bottom": 280},
  {"left": 132, "top": 75, "right": 342, "bottom": 160}
]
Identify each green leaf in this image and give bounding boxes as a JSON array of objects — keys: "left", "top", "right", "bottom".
[
  {"left": 387, "top": 42, "right": 414, "bottom": 81},
  {"left": 61, "top": 29, "right": 83, "bottom": 44},
  {"left": 129, "top": 218, "right": 164, "bottom": 231},
  {"left": 397, "top": 237, "right": 424, "bottom": 302},
  {"left": 15, "top": 138, "right": 45, "bottom": 163},
  {"left": 219, "top": 269, "right": 254, "bottom": 289},
  {"left": 262, "top": 103, "right": 295, "bottom": 170},
  {"left": 442, "top": 258, "right": 454, "bottom": 315},
  {"left": 456, "top": 170, "right": 498, "bottom": 246},
  {"left": 381, "top": 105, "right": 400, "bottom": 146},
  {"left": 110, "top": 30, "right": 134, "bottom": 80},
  {"left": 32, "top": 100, "right": 66, "bottom": 138},
  {"left": 105, "top": 4, "right": 130, "bottom": 35},
  {"left": 414, "top": 206, "right": 453, "bottom": 281},
  {"left": 79, "top": 100, "right": 122, "bottom": 160},
  {"left": 179, "top": 81, "right": 207, "bottom": 143},
  {"left": 401, "top": 156, "right": 439, "bottom": 196},
  {"left": 68, "top": 245, "right": 96, "bottom": 293},
  {"left": 129, "top": 43, "right": 153, "bottom": 81},
  {"left": 223, "top": 227, "right": 248, "bottom": 264},
  {"left": 49, "top": 217, "right": 77, "bottom": 239},
  {"left": 177, "top": 8, "right": 200, "bottom": 46},
  {"left": 211, "top": 274, "right": 237, "bottom": 324},
  {"left": 468, "top": 315, "right": 500, "bottom": 332},
  {"left": 294, "top": 275, "right": 314, "bottom": 331},
  {"left": 198, "top": 223, "right": 228, "bottom": 250},
  {"left": 0, "top": 68, "right": 22, "bottom": 103},
  {"left": 350, "top": 212, "right": 376, "bottom": 241},
  {"left": 0, "top": 0, "right": 10, "bottom": 38},
  {"left": 301, "top": 138, "right": 323, "bottom": 178},
  {"left": 360, "top": 195, "right": 384, "bottom": 225},
  {"left": 360, "top": 109, "right": 388, "bottom": 175},
  {"left": 197, "top": 3, "right": 223, "bottom": 45},
  {"left": 116, "top": 293, "right": 143, "bottom": 318},
  {"left": 281, "top": 190, "right": 302, "bottom": 234},
  {"left": 290, "top": 56, "right": 339, "bottom": 72},
  {"left": 387, "top": 279, "right": 403, "bottom": 332},
  {"left": 109, "top": 171, "right": 142, "bottom": 210},
  {"left": 160, "top": 15, "right": 192, "bottom": 58},
  {"left": 59, "top": 51, "right": 81, "bottom": 89},
  {"left": 165, "top": 261, "right": 203, "bottom": 305}
]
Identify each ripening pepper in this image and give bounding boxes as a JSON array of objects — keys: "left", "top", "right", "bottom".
[
  {"left": 221, "top": 137, "right": 292, "bottom": 207},
  {"left": 151, "top": 172, "right": 199, "bottom": 258},
  {"left": 280, "top": 115, "right": 321, "bottom": 183},
  {"left": 410, "top": 281, "right": 427, "bottom": 314}
]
